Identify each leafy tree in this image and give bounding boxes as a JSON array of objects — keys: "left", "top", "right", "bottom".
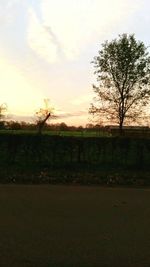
[
  {"left": 89, "top": 34, "right": 150, "bottom": 134},
  {"left": 36, "top": 99, "right": 55, "bottom": 134},
  {"left": 59, "top": 122, "right": 68, "bottom": 131},
  {"left": 9, "top": 121, "right": 21, "bottom": 130}
]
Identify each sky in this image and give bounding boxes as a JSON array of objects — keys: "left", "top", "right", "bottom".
[{"left": 0, "top": 0, "right": 150, "bottom": 126}]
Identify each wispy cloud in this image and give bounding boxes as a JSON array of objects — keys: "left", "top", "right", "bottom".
[
  {"left": 27, "top": 7, "right": 59, "bottom": 63},
  {"left": 56, "top": 110, "right": 87, "bottom": 119},
  {"left": 26, "top": 0, "right": 141, "bottom": 63},
  {"left": 7, "top": 113, "right": 34, "bottom": 122},
  {"left": 40, "top": 0, "right": 141, "bottom": 61},
  {"left": 6, "top": 110, "right": 87, "bottom": 123}
]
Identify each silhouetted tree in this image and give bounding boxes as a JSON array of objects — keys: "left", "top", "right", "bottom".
[
  {"left": 0, "top": 103, "right": 7, "bottom": 129},
  {"left": 36, "top": 99, "right": 55, "bottom": 134},
  {"left": 9, "top": 121, "right": 21, "bottom": 130},
  {"left": 0, "top": 103, "right": 7, "bottom": 119},
  {"left": 59, "top": 122, "right": 68, "bottom": 131},
  {"left": 89, "top": 34, "right": 150, "bottom": 134}
]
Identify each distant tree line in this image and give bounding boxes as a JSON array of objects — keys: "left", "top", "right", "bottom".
[{"left": 0, "top": 120, "right": 105, "bottom": 132}]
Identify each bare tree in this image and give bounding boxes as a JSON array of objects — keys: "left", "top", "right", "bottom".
[
  {"left": 0, "top": 103, "right": 7, "bottom": 120},
  {"left": 0, "top": 103, "right": 7, "bottom": 129},
  {"left": 89, "top": 34, "right": 150, "bottom": 134},
  {"left": 36, "top": 99, "right": 55, "bottom": 134}
]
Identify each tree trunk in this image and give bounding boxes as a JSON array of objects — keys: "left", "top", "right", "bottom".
[
  {"left": 38, "top": 113, "right": 51, "bottom": 135},
  {"left": 119, "top": 121, "right": 124, "bottom": 136}
]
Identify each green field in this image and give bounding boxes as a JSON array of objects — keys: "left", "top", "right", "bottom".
[
  {"left": 0, "top": 129, "right": 110, "bottom": 137},
  {"left": 1, "top": 185, "right": 150, "bottom": 267}
]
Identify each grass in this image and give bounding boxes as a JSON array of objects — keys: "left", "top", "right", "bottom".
[
  {"left": 0, "top": 129, "right": 110, "bottom": 137},
  {"left": 0, "top": 185, "right": 150, "bottom": 267}
]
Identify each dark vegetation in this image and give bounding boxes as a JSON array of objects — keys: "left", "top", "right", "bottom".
[
  {"left": 0, "top": 132, "right": 150, "bottom": 185},
  {"left": 1, "top": 185, "right": 150, "bottom": 267},
  {"left": 0, "top": 120, "right": 105, "bottom": 132}
]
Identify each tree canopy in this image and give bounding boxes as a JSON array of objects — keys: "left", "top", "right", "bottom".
[{"left": 89, "top": 34, "right": 150, "bottom": 133}]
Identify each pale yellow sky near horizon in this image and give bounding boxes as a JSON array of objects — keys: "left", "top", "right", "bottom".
[{"left": 0, "top": 0, "right": 149, "bottom": 125}]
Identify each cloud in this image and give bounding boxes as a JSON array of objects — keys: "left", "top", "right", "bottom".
[
  {"left": 56, "top": 110, "right": 87, "bottom": 119},
  {"left": 40, "top": 0, "right": 141, "bottom": 61},
  {"left": 6, "top": 111, "right": 87, "bottom": 124},
  {"left": 6, "top": 113, "right": 34, "bottom": 122},
  {"left": 26, "top": 0, "right": 142, "bottom": 63},
  {"left": 27, "top": 7, "right": 59, "bottom": 63}
]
